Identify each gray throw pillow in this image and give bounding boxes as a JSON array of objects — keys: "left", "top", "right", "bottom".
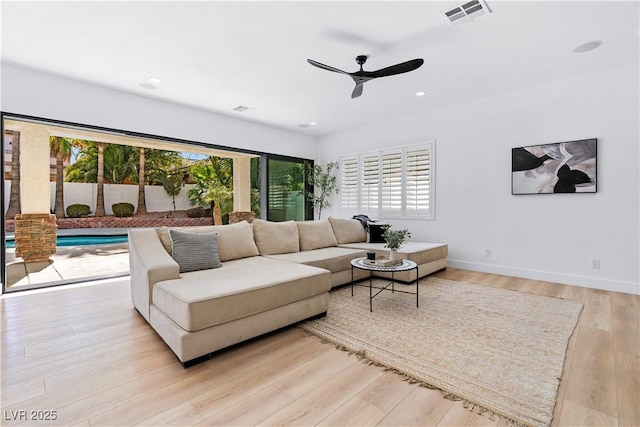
[{"left": 170, "top": 229, "right": 222, "bottom": 273}]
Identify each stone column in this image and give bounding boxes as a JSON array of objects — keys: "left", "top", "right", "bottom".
[
  {"left": 232, "top": 157, "right": 252, "bottom": 212},
  {"left": 231, "top": 157, "right": 255, "bottom": 223},
  {"left": 14, "top": 214, "right": 57, "bottom": 262},
  {"left": 14, "top": 124, "right": 57, "bottom": 262},
  {"left": 19, "top": 125, "right": 51, "bottom": 214}
]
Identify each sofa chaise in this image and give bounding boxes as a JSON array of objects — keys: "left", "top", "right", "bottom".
[{"left": 128, "top": 217, "right": 447, "bottom": 366}]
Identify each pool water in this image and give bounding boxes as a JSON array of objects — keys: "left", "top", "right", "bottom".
[{"left": 5, "top": 235, "right": 128, "bottom": 248}]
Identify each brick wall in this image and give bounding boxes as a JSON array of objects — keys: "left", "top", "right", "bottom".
[{"left": 5, "top": 216, "right": 214, "bottom": 232}]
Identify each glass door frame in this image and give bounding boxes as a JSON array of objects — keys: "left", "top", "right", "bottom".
[
  {"left": 262, "top": 153, "right": 314, "bottom": 222},
  {"left": 0, "top": 112, "right": 315, "bottom": 293}
]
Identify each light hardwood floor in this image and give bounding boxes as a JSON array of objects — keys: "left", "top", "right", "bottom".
[{"left": 1, "top": 268, "right": 638, "bottom": 426}]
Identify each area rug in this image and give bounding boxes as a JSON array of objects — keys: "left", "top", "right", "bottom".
[{"left": 299, "top": 277, "right": 583, "bottom": 427}]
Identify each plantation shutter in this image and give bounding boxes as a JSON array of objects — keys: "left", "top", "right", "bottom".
[
  {"left": 340, "top": 156, "right": 359, "bottom": 212},
  {"left": 405, "top": 145, "right": 431, "bottom": 215},
  {"left": 339, "top": 141, "right": 435, "bottom": 219},
  {"left": 380, "top": 150, "right": 403, "bottom": 215},
  {"left": 361, "top": 153, "right": 380, "bottom": 214}
]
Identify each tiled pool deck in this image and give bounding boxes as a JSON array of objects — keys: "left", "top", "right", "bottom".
[{"left": 5, "top": 228, "right": 132, "bottom": 292}]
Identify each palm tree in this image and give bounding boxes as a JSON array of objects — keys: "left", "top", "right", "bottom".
[
  {"left": 201, "top": 185, "right": 233, "bottom": 225},
  {"left": 49, "top": 136, "right": 76, "bottom": 218},
  {"left": 65, "top": 143, "right": 98, "bottom": 183},
  {"left": 187, "top": 156, "right": 234, "bottom": 224},
  {"left": 137, "top": 147, "right": 147, "bottom": 215},
  {"left": 66, "top": 143, "right": 138, "bottom": 184},
  {"left": 5, "top": 130, "right": 21, "bottom": 219},
  {"left": 95, "top": 142, "right": 105, "bottom": 216},
  {"left": 102, "top": 144, "right": 137, "bottom": 184}
]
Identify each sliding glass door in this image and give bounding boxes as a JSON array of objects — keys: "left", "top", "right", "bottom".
[
  {"left": 266, "top": 156, "right": 312, "bottom": 222},
  {"left": 1, "top": 114, "right": 315, "bottom": 293}
]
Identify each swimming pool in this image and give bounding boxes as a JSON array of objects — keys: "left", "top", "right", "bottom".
[{"left": 5, "top": 234, "right": 129, "bottom": 248}]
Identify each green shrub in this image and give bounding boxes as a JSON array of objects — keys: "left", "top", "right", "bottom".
[
  {"left": 66, "top": 204, "right": 91, "bottom": 218},
  {"left": 187, "top": 207, "right": 205, "bottom": 218},
  {"left": 112, "top": 202, "right": 134, "bottom": 217}
]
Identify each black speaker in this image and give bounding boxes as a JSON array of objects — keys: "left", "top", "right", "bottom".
[{"left": 368, "top": 223, "right": 386, "bottom": 243}]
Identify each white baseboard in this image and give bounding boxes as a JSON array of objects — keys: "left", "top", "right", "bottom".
[{"left": 447, "top": 259, "right": 640, "bottom": 296}]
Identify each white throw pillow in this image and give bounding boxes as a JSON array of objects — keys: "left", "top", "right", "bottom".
[
  {"left": 328, "top": 217, "right": 368, "bottom": 244},
  {"left": 297, "top": 220, "right": 338, "bottom": 251},
  {"left": 253, "top": 219, "right": 300, "bottom": 255}
]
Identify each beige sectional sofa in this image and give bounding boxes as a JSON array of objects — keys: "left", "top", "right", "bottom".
[{"left": 128, "top": 217, "right": 447, "bottom": 367}]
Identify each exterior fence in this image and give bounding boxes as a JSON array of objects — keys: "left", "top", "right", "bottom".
[{"left": 4, "top": 181, "right": 198, "bottom": 216}]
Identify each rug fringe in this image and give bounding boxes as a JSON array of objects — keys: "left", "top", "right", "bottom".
[{"left": 300, "top": 327, "right": 534, "bottom": 427}]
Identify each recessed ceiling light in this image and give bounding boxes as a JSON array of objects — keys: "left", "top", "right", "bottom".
[
  {"left": 416, "top": 91, "right": 427, "bottom": 97},
  {"left": 309, "top": 122, "right": 317, "bottom": 126},
  {"left": 148, "top": 77, "right": 161, "bottom": 84},
  {"left": 139, "top": 82, "right": 157, "bottom": 90},
  {"left": 573, "top": 40, "right": 603, "bottom": 53}
]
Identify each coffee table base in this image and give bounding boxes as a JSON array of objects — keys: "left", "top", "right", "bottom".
[{"left": 350, "top": 265, "right": 419, "bottom": 312}]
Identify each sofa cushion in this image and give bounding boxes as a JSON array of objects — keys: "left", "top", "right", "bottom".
[
  {"left": 152, "top": 256, "right": 331, "bottom": 332},
  {"left": 170, "top": 229, "right": 222, "bottom": 273},
  {"left": 328, "top": 217, "right": 367, "bottom": 244},
  {"left": 156, "top": 221, "right": 259, "bottom": 262},
  {"left": 157, "top": 226, "right": 175, "bottom": 255},
  {"left": 265, "top": 247, "right": 367, "bottom": 274},
  {"left": 297, "top": 220, "right": 338, "bottom": 251},
  {"left": 253, "top": 219, "right": 300, "bottom": 255}
]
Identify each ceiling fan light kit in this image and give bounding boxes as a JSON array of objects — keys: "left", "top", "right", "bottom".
[{"left": 307, "top": 55, "right": 424, "bottom": 99}]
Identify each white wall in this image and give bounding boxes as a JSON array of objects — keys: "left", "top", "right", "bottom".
[
  {"left": 4, "top": 181, "right": 198, "bottom": 216},
  {"left": 319, "top": 64, "right": 640, "bottom": 295},
  {"left": 144, "top": 185, "right": 196, "bottom": 212},
  {"left": 1, "top": 63, "right": 318, "bottom": 159},
  {"left": 46, "top": 182, "right": 197, "bottom": 215}
]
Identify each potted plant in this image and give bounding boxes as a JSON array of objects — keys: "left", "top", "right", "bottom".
[
  {"left": 304, "top": 162, "right": 339, "bottom": 220},
  {"left": 383, "top": 226, "right": 411, "bottom": 260}
]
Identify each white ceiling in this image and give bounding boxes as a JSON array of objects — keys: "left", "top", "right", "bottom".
[{"left": 2, "top": 1, "right": 638, "bottom": 137}]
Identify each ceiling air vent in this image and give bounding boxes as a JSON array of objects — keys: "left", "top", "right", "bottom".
[
  {"left": 443, "top": 0, "right": 491, "bottom": 25},
  {"left": 233, "top": 105, "right": 252, "bottom": 112}
]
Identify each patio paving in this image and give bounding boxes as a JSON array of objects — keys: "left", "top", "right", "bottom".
[
  {"left": 4, "top": 212, "right": 212, "bottom": 292},
  {"left": 5, "top": 241, "right": 130, "bottom": 292}
]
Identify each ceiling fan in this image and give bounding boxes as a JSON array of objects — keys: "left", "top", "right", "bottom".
[{"left": 307, "top": 55, "right": 424, "bottom": 99}]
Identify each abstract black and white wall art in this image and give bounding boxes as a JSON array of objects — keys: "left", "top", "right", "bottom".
[{"left": 512, "top": 138, "right": 597, "bottom": 194}]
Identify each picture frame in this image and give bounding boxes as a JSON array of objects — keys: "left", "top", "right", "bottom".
[{"left": 511, "top": 138, "right": 597, "bottom": 195}]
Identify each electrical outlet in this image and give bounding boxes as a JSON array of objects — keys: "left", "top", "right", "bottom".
[
  {"left": 485, "top": 249, "right": 491, "bottom": 257},
  {"left": 592, "top": 259, "right": 600, "bottom": 269}
]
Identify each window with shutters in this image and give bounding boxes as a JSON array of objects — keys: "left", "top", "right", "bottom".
[
  {"left": 340, "top": 157, "right": 359, "bottom": 211},
  {"left": 361, "top": 153, "right": 380, "bottom": 214},
  {"left": 405, "top": 146, "right": 431, "bottom": 215},
  {"left": 380, "top": 150, "right": 403, "bottom": 215},
  {"left": 339, "top": 142, "right": 434, "bottom": 219}
]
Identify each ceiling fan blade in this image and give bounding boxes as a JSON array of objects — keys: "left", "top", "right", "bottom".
[
  {"left": 370, "top": 58, "right": 424, "bottom": 78},
  {"left": 307, "top": 59, "right": 349, "bottom": 75},
  {"left": 351, "top": 83, "right": 364, "bottom": 99}
]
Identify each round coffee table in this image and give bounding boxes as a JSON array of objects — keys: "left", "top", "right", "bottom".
[{"left": 350, "top": 257, "right": 419, "bottom": 312}]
